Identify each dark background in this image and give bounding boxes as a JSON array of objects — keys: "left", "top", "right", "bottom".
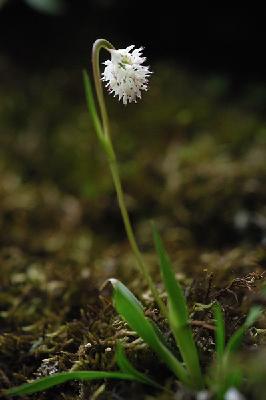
[{"left": 1, "top": 1, "right": 266, "bottom": 80}]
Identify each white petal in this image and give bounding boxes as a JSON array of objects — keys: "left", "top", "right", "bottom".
[{"left": 101, "top": 43, "right": 152, "bottom": 105}]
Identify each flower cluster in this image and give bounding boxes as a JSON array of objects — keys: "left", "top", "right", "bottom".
[{"left": 102, "top": 45, "right": 152, "bottom": 105}]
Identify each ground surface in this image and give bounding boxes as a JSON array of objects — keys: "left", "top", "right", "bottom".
[{"left": 0, "top": 61, "right": 266, "bottom": 399}]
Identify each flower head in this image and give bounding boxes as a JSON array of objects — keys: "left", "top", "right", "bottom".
[{"left": 102, "top": 45, "right": 152, "bottom": 105}]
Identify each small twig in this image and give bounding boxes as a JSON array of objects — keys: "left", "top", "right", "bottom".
[
  {"left": 190, "top": 320, "right": 215, "bottom": 331},
  {"left": 91, "top": 383, "right": 106, "bottom": 400}
]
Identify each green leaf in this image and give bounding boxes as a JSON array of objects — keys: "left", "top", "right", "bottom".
[
  {"left": 110, "top": 279, "right": 190, "bottom": 385},
  {"left": 116, "top": 344, "right": 161, "bottom": 389},
  {"left": 24, "top": 0, "right": 65, "bottom": 14},
  {"left": 6, "top": 344, "right": 165, "bottom": 397},
  {"left": 210, "top": 366, "right": 243, "bottom": 400},
  {"left": 5, "top": 371, "right": 136, "bottom": 397},
  {"left": 82, "top": 70, "right": 104, "bottom": 142},
  {"left": 225, "top": 306, "right": 263, "bottom": 356},
  {"left": 213, "top": 302, "right": 225, "bottom": 362},
  {"left": 152, "top": 224, "right": 203, "bottom": 389}
]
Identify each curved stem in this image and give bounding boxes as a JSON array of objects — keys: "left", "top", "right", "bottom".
[
  {"left": 92, "top": 39, "right": 114, "bottom": 138},
  {"left": 91, "top": 39, "right": 167, "bottom": 318}
]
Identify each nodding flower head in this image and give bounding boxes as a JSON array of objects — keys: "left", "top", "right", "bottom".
[{"left": 102, "top": 45, "right": 152, "bottom": 105}]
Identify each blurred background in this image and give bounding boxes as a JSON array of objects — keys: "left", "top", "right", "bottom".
[
  {"left": 0, "top": 0, "right": 266, "bottom": 255},
  {"left": 1, "top": 1, "right": 266, "bottom": 76}
]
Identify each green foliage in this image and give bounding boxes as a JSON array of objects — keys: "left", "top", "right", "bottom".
[
  {"left": 5, "top": 231, "right": 264, "bottom": 398},
  {"left": 152, "top": 224, "right": 203, "bottom": 389},
  {"left": 225, "top": 306, "right": 263, "bottom": 357},
  {"left": 5, "top": 371, "right": 135, "bottom": 397},
  {"left": 110, "top": 278, "right": 190, "bottom": 385},
  {"left": 116, "top": 344, "right": 161, "bottom": 389},
  {"left": 83, "top": 70, "right": 104, "bottom": 142},
  {"left": 211, "top": 302, "right": 263, "bottom": 399},
  {"left": 4, "top": 346, "right": 156, "bottom": 397},
  {"left": 112, "top": 230, "right": 264, "bottom": 397}
]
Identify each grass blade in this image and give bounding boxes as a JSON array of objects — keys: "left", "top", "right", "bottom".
[
  {"left": 82, "top": 70, "right": 103, "bottom": 142},
  {"left": 225, "top": 306, "right": 263, "bottom": 356},
  {"left": 110, "top": 279, "right": 190, "bottom": 385},
  {"left": 116, "top": 344, "right": 161, "bottom": 389},
  {"left": 152, "top": 224, "right": 203, "bottom": 389},
  {"left": 5, "top": 371, "right": 137, "bottom": 397},
  {"left": 213, "top": 302, "right": 225, "bottom": 362}
]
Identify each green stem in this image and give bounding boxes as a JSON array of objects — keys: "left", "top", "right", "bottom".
[
  {"left": 92, "top": 39, "right": 114, "bottom": 138},
  {"left": 91, "top": 39, "right": 167, "bottom": 318},
  {"left": 105, "top": 141, "right": 167, "bottom": 317}
]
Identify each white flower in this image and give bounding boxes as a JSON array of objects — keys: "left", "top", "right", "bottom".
[
  {"left": 102, "top": 45, "right": 152, "bottom": 105},
  {"left": 224, "top": 387, "right": 245, "bottom": 400}
]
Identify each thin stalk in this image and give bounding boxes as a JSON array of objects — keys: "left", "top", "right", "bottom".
[
  {"left": 105, "top": 141, "right": 167, "bottom": 317},
  {"left": 91, "top": 39, "right": 167, "bottom": 318},
  {"left": 92, "top": 39, "right": 114, "bottom": 138}
]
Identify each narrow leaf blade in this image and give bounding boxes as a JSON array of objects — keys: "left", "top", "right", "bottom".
[
  {"left": 82, "top": 70, "right": 103, "bottom": 141},
  {"left": 110, "top": 279, "right": 189, "bottom": 384},
  {"left": 116, "top": 344, "right": 161, "bottom": 388},
  {"left": 225, "top": 306, "right": 263, "bottom": 355},
  {"left": 5, "top": 371, "right": 136, "bottom": 397},
  {"left": 152, "top": 224, "right": 203, "bottom": 389}
]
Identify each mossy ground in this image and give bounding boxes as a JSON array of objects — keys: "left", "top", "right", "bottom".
[{"left": 0, "top": 60, "right": 266, "bottom": 399}]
